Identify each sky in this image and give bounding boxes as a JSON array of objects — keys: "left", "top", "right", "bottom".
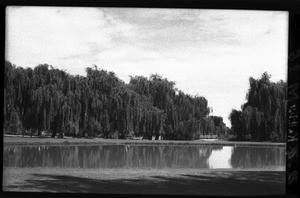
[{"left": 5, "top": 7, "right": 288, "bottom": 127}]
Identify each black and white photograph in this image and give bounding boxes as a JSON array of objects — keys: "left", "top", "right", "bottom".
[{"left": 3, "top": 6, "right": 288, "bottom": 195}]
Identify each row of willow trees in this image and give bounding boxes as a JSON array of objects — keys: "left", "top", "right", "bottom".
[
  {"left": 4, "top": 61, "right": 230, "bottom": 140},
  {"left": 229, "top": 72, "right": 287, "bottom": 142}
]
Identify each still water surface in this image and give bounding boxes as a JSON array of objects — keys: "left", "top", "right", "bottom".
[{"left": 3, "top": 145, "right": 285, "bottom": 170}]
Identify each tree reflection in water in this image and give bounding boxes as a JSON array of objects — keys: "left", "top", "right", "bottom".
[
  {"left": 3, "top": 145, "right": 285, "bottom": 170},
  {"left": 230, "top": 146, "right": 285, "bottom": 170}
]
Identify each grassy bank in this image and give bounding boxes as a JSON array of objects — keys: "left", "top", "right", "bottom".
[
  {"left": 3, "top": 135, "right": 286, "bottom": 147},
  {"left": 3, "top": 167, "right": 285, "bottom": 195}
]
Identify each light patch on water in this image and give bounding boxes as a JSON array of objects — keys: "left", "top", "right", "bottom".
[{"left": 208, "top": 146, "right": 233, "bottom": 169}]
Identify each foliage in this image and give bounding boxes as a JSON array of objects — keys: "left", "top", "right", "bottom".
[
  {"left": 229, "top": 72, "right": 287, "bottom": 142},
  {"left": 4, "top": 61, "right": 229, "bottom": 140}
]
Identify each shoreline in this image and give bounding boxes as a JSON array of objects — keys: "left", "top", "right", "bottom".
[
  {"left": 3, "top": 167, "right": 285, "bottom": 195},
  {"left": 4, "top": 135, "right": 286, "bottom": 147}
]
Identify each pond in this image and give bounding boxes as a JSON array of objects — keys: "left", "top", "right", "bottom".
[{"left": 3, "top": 145, "right": 286, "bottom": 170}]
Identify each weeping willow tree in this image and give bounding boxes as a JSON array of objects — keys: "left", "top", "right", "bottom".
[
  {"left": 229, "top": 72, "right": 287, "bottom": 142},
  {"left": 129, "top": 75, "right": 226, "bottom": 140},
  {"left": 4, "top": 61, "right": 229, "bottom": 140}
]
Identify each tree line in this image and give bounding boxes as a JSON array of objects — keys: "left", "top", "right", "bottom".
[
  {"left": 229, "top": 72, "right": 287, "bottom": 142},
  {"left": 4, "top": 61, "right": 230, "bottom": 140}
]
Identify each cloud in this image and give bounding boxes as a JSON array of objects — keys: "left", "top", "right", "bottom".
[{"left": 6, "top": 6, "right": 135, "bottom": 74}]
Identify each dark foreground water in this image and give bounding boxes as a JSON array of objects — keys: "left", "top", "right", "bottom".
[{"left": 3, "top": 145, "right": 285, "bottom": 170}]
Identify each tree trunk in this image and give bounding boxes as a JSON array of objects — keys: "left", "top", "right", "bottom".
[
  {"left": 59, "top": 131, "right": 64, "bottom": 138},
  {"left": 37, "top": 129, "right": 41, "bottom": 136},
  {"left": 51, "top": 129, "right": 56, "bottom": 138},
  {"left": 155, "top": 134, "right": 159, "bottom": 140}
]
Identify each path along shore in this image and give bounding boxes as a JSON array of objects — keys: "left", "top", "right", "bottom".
[{"left": 4, "top": 135, "right": 286, "bottom": 147}]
